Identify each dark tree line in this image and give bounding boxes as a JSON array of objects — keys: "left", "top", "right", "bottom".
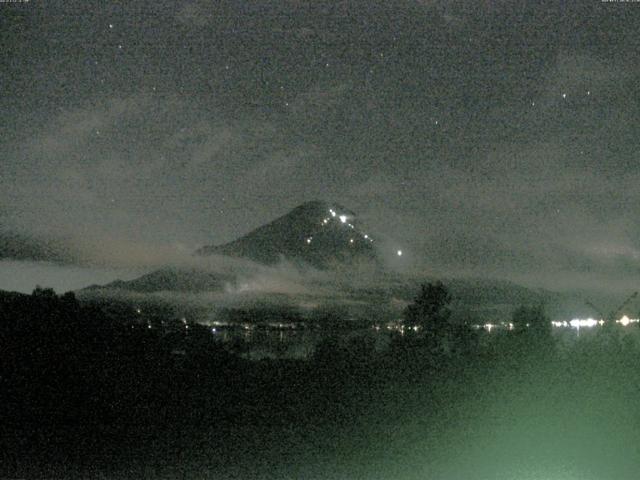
[{"left": 402, "top": 281, "right": 552, "bottom": 344}]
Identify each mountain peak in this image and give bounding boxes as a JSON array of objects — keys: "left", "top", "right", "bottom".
[{"left": 196, "top": 201, "right": 376, "bottom": 268}]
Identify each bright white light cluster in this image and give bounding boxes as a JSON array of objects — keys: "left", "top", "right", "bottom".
[
  {"left": 314, "top": 208, "right": 375, "bottom": 245},
  {"left": 383, "top": 321, "right": 419, "bottom": 334},
  {"left": 552, "top": 318, "right": 604, "bottom": 328},
  {"left": 551, "top": 316, "right": 639, "bottom": 329},
  {"left": 570, "top": 318, "right": 599, "bottom": 328},
  {"left": 617, "top": 315, "right": 639, "bottom": 326}
]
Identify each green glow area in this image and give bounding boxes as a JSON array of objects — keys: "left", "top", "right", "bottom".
[{"left": 261, "top": 335, "right": 640, "bottom": 480}]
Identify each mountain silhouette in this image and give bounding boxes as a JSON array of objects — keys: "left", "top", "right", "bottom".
[
  {"left": 196, "top": 200, "right": 377, "bottom": 269},
  {"left": 85, "top": 267, "right": 234, "bottom": 293}
]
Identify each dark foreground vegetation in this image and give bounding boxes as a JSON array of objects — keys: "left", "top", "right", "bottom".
[{"left": 2, "top": 286, "right": 640, "bottom": 479}]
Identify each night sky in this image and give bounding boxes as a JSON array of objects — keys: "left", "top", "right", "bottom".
[{"left": 2, "top": 1, "right": 640, "bottom": 292}]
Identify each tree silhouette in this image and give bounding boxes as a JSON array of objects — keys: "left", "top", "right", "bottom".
[{"left": 404, "top": 281, "right": 452, "bottom": 336}]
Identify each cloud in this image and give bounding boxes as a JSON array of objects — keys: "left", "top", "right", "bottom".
[
  {"left": 2, "top": 2, "right": 639, "bottom": 298},
  {"left": 0, "top": 93, "right": 329, "bottom": 267},
  {"left": 0, "top": 259, "right": 145, "bottom": 294}
]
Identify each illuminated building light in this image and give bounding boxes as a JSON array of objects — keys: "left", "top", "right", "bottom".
[
  {"left": 364, "top": 234, "right": 368, "bottom": 239},
  {"left": 329, "top": 209, "right": 336, "bottom": 217},
  {"left": 617, "top": 315, "right": 639, "bottom": 326},
  {"left": 569, "top": 318, "right": 598, "bottom": 328},
  {"left": 339, "top": 215, "right": 347, "bottom": 223},
  {"left": 397, "top": 250, "right": 403, "bottom": 256},
  {"left": 211, "top": 328, "right": 217, "bottom": 333},
  {"left": 306, "top": 237, "right": 313, "bottom": 244},
  {"left": 147, "top": 324, "right": 152, "bottom": 329},
  {"left": 135, "top": 308, "right": 142, "bottom": 314},
  {"left": 349, "top": 238, "right": 354, "bottom": 244}
]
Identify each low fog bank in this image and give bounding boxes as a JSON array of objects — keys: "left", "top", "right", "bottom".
[
  {"left": 2, "top": 247, "right": 633, "bottom": 325},
  {"left": 0, "top": 260, "right": 147, "bottom": 294},
  {"left": 73, "top": 257, "right": 632, "bottom": 326}
]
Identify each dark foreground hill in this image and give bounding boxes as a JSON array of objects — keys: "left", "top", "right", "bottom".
[{"left": 3, "top": 287, "right": 640, "bottom": 480}]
